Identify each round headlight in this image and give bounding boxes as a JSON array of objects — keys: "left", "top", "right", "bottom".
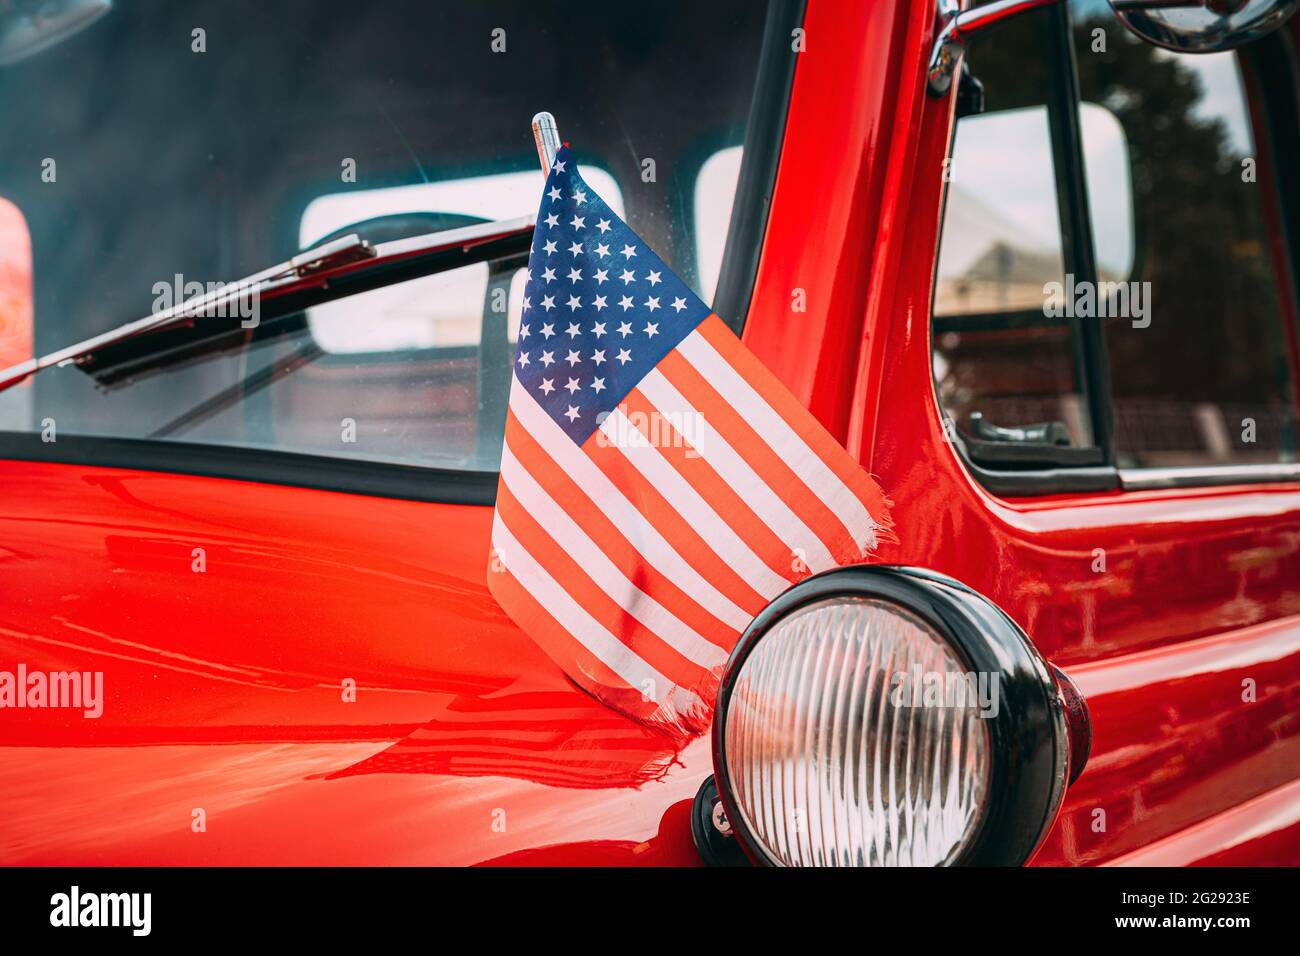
[
  {"left": 723, "top": 596, "right": 990, "bottom": 866},
  {"left": 710, "top": 566, "right": 1079, "bottom": 867}
]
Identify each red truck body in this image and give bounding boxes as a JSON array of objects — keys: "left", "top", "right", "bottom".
[{"left": 1, "top": 0, "right": 1298, "bottom": 865}]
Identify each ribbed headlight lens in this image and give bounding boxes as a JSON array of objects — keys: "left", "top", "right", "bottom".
[{"left": 722, "top": 597, "right": 991, "bottom": 866}]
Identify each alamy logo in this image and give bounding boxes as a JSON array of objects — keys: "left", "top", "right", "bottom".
[
  {"left": 152, "top": 273, "right": 260, "bottom": 329},
  {"left": 0, "top": 664, "right": 103, "bottom": 718},
  {"left": 50, "top": 886, "right": 151, "bottom": 936},
  {"left": 1043, "top": 273, "right": 1151, "bottom": 328},
  {"left": 596, "top": 407, "right": 705, "bottom": 457},
  {"left": 889, "top": 666, "right": 1000, "bottom": 718}
]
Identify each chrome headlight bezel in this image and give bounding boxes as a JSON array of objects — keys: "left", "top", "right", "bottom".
[{"left": 710, "top": 565, "right": 1073, "bottom": 867}]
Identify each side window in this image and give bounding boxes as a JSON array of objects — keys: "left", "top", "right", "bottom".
[
  {"left": 1074, "top": 1, "right": 1298, "bottom": 469},
  {"left": 934, "top": 6, "right": 1105, "bottom": 470},
  {"left": 933, "top": 0, "right": 1300, "bottom": 485},
  {"left": 695, "top": 145, "right": 744, "bottom": 305}
]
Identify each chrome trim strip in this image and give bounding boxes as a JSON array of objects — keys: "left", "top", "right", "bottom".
[
  {"left": 0, "top": 216, "right": 535, "bottom": 393},
  {"left": 369, "top": 215, "right": 535, "bottom": 261},
  {"left": 928, "top": 0, "right": 1060, "bottom": 96},
  {"left": 1119, "top": 463, "right": 1300, "bottom": 490}
]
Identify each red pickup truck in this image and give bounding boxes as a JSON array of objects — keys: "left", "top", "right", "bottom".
[{"left": 0, "top": 0, "right": 1297, "bottom": 866}]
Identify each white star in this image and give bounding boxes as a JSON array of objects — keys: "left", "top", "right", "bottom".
[
  {"left": 517, "top": 352, "right": 530, "bottom": 367},
  {"left": 591, "top": 349, "right": 606, "bottom": 365},
  {"left": 616, "top": 348, "right": 632, "bottom": 365},
  {"left": 542, "top": 268, "right": 556, "bottom": 284},
  {"left": 595, "top": 243, "right": 610, "bottom": 258},
  {"left": 592, "top": 322, "right": 607, "bottom": 337},
  {"left": 539, "top": 378, "right": 555, "bottom": 395},
  {"left": 621, "top": 244, "right": 637, "bottom": 259},
  {"left": 671, "top": 297, "right": 687, "bottom": 313},
  {"left": 596, "top": 218, "right": 612, "bottom": 233},
  {"left": 565, "top": 351, "right": 581, "bottom": 367},
  {"left": 522, "top": 297, "right": 531, "bottom": 313},
  {"left": 572, "top": 188, "right": 587, "bottom": 204},
  {"left": 618, "top": 295, "right": 634, "bottom": 311},
  {"left": 540, "top": 322, "right": 555, "bottom": 338},
  {"left": 540, "top": 350, "right": 555, "bottom": 367},
  {"left": 542, "top": 241, "right": 556, "bottom": 256},
  {"left": 591, "top": 377, "right": 606, "bottom": 393},
  {"left": 568, "top": 241, "right": 583, "bottom": 257},
  {"left": 519, "top": 323, "right": 530, "bottom": 339},
  {"left": 567, "top": 296, "right": 582, "bottom": 312},
  {"left": 644, "top": 322, "right": 659, "bottom": 337},
  {"left": 548, "top": 186, "right": 562, "bottom": 201},
  {"left": 645, "top": 296, "right": 660, "bottom": 312},
  {"left": 570, "top": 215, "right": 586, "bottom": 230},
  {"left": 544, "top": 213, "right": 559, "bottom": 228},
  {"left": 567, "top": 268, "right": 582, "bottom": 283},
  {"left": 566, "top": 322, "right": 581, "bottom": 338},
  {"left": 553, "top": 159, "right": 566, "bottom": 173},
  {"left": 564, "top": 405, "right": 580, "bottom": 422},
  {"left": 594, "top": 268, "right": 609, "bottom": 284},
  {"left": 593, "top": 295, "right": 608, "bottom": 311},
  {"left": 620, "top": 269, "right": 636, "bottom": 285},
  {"left": 565, "top": 377, "right": 580, "bottom": 394},
  {"left": 647, "top": 270, "right": 662, "bottom": 286},
  {"left": 618, "top": 321, "right": 633, "bottom": 337},
  {"left": 541, "top": 297, "right": 555, "bottom": 313}
]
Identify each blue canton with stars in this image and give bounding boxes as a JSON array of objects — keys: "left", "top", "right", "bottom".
[{"left": 514, "top": 145, "right": 711, "bottom": 444}]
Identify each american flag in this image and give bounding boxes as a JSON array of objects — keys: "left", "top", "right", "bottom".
[{"left": 489, "top": 145, "right": 891, "bottom": 737}]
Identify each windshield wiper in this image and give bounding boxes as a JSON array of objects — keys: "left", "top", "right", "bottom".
[{"left": 0, "top": 215, "right": 535, "bottom": 393}]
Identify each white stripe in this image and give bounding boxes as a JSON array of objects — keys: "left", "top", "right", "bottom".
[
  {"left": 600, "top": 409, "right": 790, "bottom": 600},
  {"left": 508, "top": 383, "right": 754, "bottom": 632},
  {"left": 499, "top": 443, "right": 727, "bottom": 670},
  {"left": 639, "top": 368, "right": 837, "bottom": 573},
  {"left": 677, "top": 331, "right": 878, "bottom": 552},
  {"left": 491, "top": 518, "right": 671, "bottom": 700}
]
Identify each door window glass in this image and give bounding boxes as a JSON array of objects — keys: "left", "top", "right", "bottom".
[
  {"left": 933, "top": 7, "right": 1098, "bottom": 459},
  {"left": 1073, "top": 1, "right": 1298, "bottom": 467}
]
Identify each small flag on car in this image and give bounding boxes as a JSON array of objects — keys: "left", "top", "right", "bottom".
[{"left": 488, "top": 145, "right": 891, "bottom": 737}]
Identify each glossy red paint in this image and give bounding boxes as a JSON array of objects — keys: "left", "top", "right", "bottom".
[
  {"left": 742, "top": 0, "right": 935, "bottom": 447},
  {"left": 0, "top": 460, "right": 710, "bottom": 864},
  {"left": 860, "top": 5, "right": 1300, "bottom": 866},
  {"left": 2, "top": 0, "right": 1299, "bottom": 867}
]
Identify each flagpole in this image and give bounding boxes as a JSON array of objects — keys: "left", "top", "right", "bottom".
[{"left": 531, "top": 111, "right": 560, "bottom": 174}]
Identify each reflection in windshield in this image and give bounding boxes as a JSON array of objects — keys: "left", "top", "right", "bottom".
[
  {"left": 1072, "top": 2, "right": 1297, "bottom": 467},
  {"left": 0, "top": 198, "right": 31, "bottom": 428},
  {"left": 0, "top": 0, "right": 770, "bottom": 468},
  {"left": 301, "top": 167, "right": 624, "bottom": 354}
]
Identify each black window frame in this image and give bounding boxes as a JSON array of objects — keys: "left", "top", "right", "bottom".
[{"left": 936, "top": 3, "right": 1300, "bottom": 497}]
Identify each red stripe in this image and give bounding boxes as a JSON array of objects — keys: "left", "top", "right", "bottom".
[
  {"left": 618, "top": 385, "right": 801, "bottom": 584},
  {"left": 503, "top": 415, "right": 736, "bottom": 650},
  {"left": 696, "top": 314, "right": 893, "bottom": 537},
  {"left": 495, "top": 482, "right": 714, "bottom": 692},
  {"left": 486, "top": 561, "right": 664, "bottom": 727},
  {"left": 583, "top": 431, "right": 770, "bottom": 619},
  {"left": 657, "top": 348, "right": 864, "bottom": 563}
]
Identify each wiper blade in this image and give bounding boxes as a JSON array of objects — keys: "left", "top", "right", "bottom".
[
  {"left": 0, "top": 233, "right": 375, "bottom": 392},
  {"left": 0, "top": 215, "right": 535, "bottom": 393}
]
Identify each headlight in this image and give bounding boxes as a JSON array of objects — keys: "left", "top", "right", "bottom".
[{"left": 705, "top": 566, "right": 1086, "bottom": 867}]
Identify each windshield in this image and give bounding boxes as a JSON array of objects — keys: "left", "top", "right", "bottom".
[{"left": 0, "top": 0, "right": 774, "bottom": 471}]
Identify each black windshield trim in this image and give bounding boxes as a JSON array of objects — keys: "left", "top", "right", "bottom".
[
  {"left": 0, "top": 432, "right": 497, "bottom": 506},
  {"left": 711, "top": 0, "right": 805, "bottom": 335}
]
